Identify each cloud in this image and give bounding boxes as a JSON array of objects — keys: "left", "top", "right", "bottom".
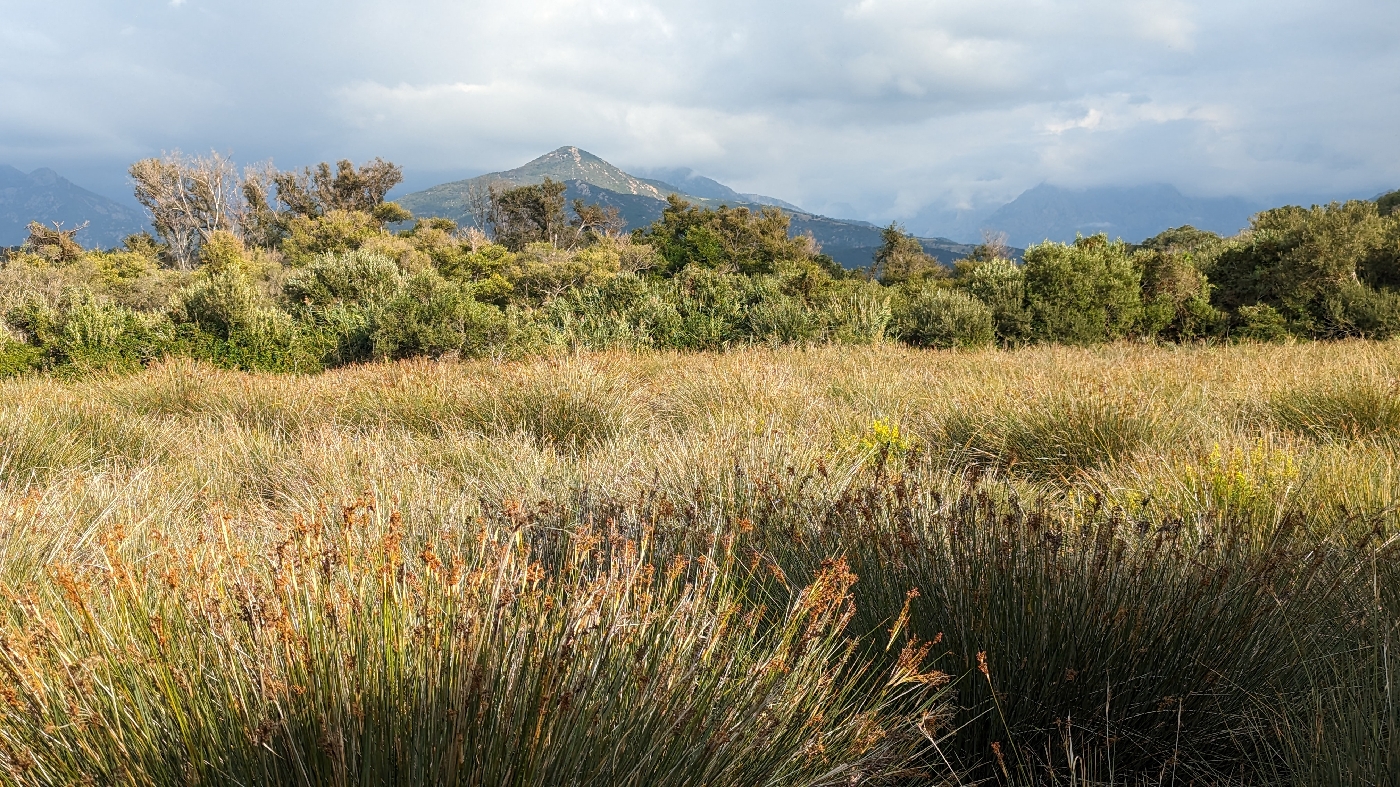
[{"left": 0, "top": 0, "right": 1397, "bottom": 223}]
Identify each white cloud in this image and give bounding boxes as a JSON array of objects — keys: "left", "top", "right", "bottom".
[{"left": 0, "top": 0, "right": 1396, "bottom": 221}]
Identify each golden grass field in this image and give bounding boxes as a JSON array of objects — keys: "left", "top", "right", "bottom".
[
  {"left": 1, "top": 341, "right": 1397, "bottom": 784},
  {"left": 4, "top": 340, "right": 1397, "bottom": 541}
]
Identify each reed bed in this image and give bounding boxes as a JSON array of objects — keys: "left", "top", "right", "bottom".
[{"left": 0, "top": 340, "right": 1396, "bottom": 785}]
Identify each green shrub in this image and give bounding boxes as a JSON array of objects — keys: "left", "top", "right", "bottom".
[
  {"left": 1235, "top": 303, "right": 1290, "bottom": 342},
  {"left": 953, "top": 257, "right": 1030, "bottom": 343},
  {"left": 7, "top": 288, "right": 172, "bottom": 372},
  {"left": 1318, "top": 280, "right": 1400, "bottom": 339},
  {"left": 372, "top": 270, "right": 507, "bottom": 359},
  {"left": 665, "top": 267, "right": 746, "bottom": 350},
  {"left": 547, "top": 275, "right": 682, "bottom": 351},
  {"left": 284, "top": 250, "right": 403, "bottom": 310},
  {"left": 280, "top": 209, "right": 385, "bottom": 266},
  {"left": 1023, "top": 235, "right": 1143, "bottom": 344},
  {"left": 892, "top": 286, "right": 994, "bottom": 349},
  {"left": 0, "top": 337, "right": 43, "bottom": 376},
  {"left": 170, "top": 265, "right": 260, "bottom": 341},
  {"left": 818, "top": 280, "right": 892, "bottom": 344},
  {"left": 743, "top": 282, "right": 820, "bottom": 345}
]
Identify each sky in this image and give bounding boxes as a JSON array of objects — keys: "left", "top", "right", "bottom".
[{"left": 2, "top": 0, "right": 1398, "bottom": 233}]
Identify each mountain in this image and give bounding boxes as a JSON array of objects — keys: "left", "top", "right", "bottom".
[
  {"left": 0, "top": 166, "right": 147, "bottom": 249},
  {"left": 397, "top": 147, "right": 976, "bottom": 269},
  {"left": 634, "top": 167, "right": 805, "bottom": 212},
  {"left": 972, "top": 184, "right": 1260, "bottom": 248}
]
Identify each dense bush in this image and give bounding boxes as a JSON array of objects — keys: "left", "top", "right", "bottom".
[
  {"left": 1023, "top": 235, "right": 1143, "bottom": 344},
  {"left": 891, "top": 286, "right": 994, "bottom": 348},
  {"left": 3, "top": 161, "right": 1400, "bottom": 375},
  {"left": 1207, "top": 201, "right": 1400, "bottom": 337}
]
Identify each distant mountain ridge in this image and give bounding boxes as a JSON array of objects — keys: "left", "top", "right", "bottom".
[
  {"left": 398, "top": 147, "right": 975, "bottom": 269},
  {"left": 961, "top": 184, "right": 1261, "bottom": 248},
  {"left": 0, "top": 166, "right": 147, "bottom": 248}
]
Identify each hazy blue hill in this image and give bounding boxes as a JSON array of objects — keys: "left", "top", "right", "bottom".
[
  {"left": 0, "top": 166, "right": 147, "bottom": 248},
  {"left": 977, "top": 184, "right": 1259, "bottom": 247},
  {"left": 398, "top": 147, "right": 976, "bottom": 269},
  {"left": 635, "top": 167, "right": 805, "bottom": 212}
]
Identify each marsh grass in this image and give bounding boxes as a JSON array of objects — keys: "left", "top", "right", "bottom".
[
  {"left": 1264, "top": 376, "right": 1400, "bottom": 442},
  {"left": 0, "top": 341, "right": 1398, "bottom": 784},
  {"left": 938, "top": 393, "right": 1165, "bottom": 479},
  {"left": 0, "top": 500, "right": 946, "bottom": 786}
]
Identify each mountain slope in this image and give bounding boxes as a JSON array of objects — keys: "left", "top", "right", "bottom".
[
  {"left": 398, "top": 147, "right": 683, "bottom": 220},
  {"left": 0, "top": 166, "right": 147, "bottom": 248},
  {"left": 397, "top": 147, "right": 976, "bottom": 269},
  {"left": 977, "top": 184, "right": 1259, "bottom": 247},
  {"left": 635, "top": 167, "right": 805, "bottom": 212}
]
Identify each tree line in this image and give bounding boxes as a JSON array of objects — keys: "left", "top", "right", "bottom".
[{"left": 2, "top": 151, "right": 1399, "bottom": 374}]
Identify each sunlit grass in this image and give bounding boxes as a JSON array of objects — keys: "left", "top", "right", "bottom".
[{"left": 0, "top": 340, "right": 1396, "bottom": 784}]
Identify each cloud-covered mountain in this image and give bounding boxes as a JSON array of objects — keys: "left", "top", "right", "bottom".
[
  {"left": 0, "top": 166, "right": 146, "bottom": 249},
  {"left": 965, "top": 184, "right": 1261, "bottom": 248},
  {"left": 398, "top": 147, "right": 976, "bottom": 269}
]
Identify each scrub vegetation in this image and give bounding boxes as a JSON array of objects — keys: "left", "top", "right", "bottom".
[{"left": 1, "top": 156, "right": 1398, "bottom": 377}]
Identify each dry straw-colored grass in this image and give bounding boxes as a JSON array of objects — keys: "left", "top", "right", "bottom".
[
  {"left": 3, "top": 340, "right": 1396, "bottom": 545},
  {"left": 0, "top": 341, "right": 1397, "bottom": 784}
]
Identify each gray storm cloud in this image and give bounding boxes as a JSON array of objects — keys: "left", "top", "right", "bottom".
[{"left": 1, "top": 0, "right": 1397, "bottom": 226}]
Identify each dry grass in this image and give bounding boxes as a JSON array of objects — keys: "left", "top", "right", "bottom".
[
  {"left": 3, "top": 340, "right": 1395, "bottom": 538},
  {"left": 0, "top": 340, "right": 1397, "bottom": 784}
]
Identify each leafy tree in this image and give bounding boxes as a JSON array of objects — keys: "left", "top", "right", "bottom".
[
  {"left": 243, "top": 158, "right": 410, "bottom": 250},
  {"left": 636, "top": 196, "right": 819, "bottom": 277},
  {"left": 1023, "top": 234, "right": 1143, "bottom": 344},
  {"left": 1378, "top": 189, "right": 1400, "bottom": 218},
  {"left": 1137, "top": 225, "right": 1224, "bottom": 257},
  {"left": 488, "top": 179, "right": 571, "bottom": 251},
  {"left": 873, "top": 223, "right": 944, "bottom": 285},
  {"left": 1136, "top": 249, "right": 1221, "bottom": 340},
  {"left": 1207, "top": 201, "right": 1394, "bottom": 335}
]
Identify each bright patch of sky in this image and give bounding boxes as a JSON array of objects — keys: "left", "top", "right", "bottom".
[{"left": 1, "top": 0, "right": 1397, "bottom": 229}]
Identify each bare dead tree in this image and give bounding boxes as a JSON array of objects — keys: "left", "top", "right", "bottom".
[
  {"left": 239, "top": 161, "right": 284, "bottom": 249},
  {"left": 24, "top": 221, "right": 87, "bottom": 263},
  {"left": 567, "top": 199, "right": 626, "bottom": 249},
  {"left": 465, "top": 179, "right": 495, "bottom": 235},
  {"left": 130, "top": 151, "right": 245, "bottom": 269},
  {"left": 979, "top": 229, "right": 1012, "bottom": 261}
]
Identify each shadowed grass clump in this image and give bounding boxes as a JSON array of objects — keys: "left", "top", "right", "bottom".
[
  {"left": 1264, "top": 377, "right": 1400, "bottom": 441},
  {"left": 0, "top": 500, "right": 947, "bottom": 786},
  {"left": 938, "top": 394, "right": 1163, "bottom": 479}
]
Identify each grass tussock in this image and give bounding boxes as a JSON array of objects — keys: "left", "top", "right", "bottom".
[{"left": 0, "top": 341, "right": 1398, "bottom": 784}]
